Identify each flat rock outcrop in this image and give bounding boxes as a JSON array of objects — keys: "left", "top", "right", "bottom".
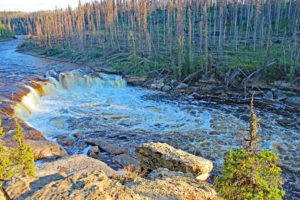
[
  {"left": 2, "top": 155, "right": 116, "bottom": 199},
  {"left": 26, "top": 169, "right": 140, "bottom": 200},
  {"left": 136, "top": 142, "right": 213, "bottom": 180},
  {"left": 1, "top": 148, "right": 221, "bottom": 200}
]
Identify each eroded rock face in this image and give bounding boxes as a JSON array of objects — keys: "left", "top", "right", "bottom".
[
  {"left": 26, "top": 170, "right": 140, "bottom": 200},
  {"left": 27, "top": 139, "right": 68, "bottom": 160},
  {"left": 2, "top": 155, "right": 116, "bottom": 199},
  {"left": 136, "top": 142, "right": 213, "bottom": 180}
]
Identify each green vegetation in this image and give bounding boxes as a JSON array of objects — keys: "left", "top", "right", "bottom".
[
  {"left": 215, "top": 98, "right": 285, "bottom": 199},
  {"left": 0, "top": 119, "right": 35, "bottom": 200},
  {"left": 0, "top": 22, "right": 15, "bottom": 41},
  {"left": 1, "top": 0, "right": 299, "bottom": 86}
]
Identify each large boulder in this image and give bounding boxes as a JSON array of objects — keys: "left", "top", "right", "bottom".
[
  {"left": 27, "top": 139, "right": 68, "bottom": 160},
  {"left": 2, "top": 155, "right": 116, "bottom": 199},
  {"left": 136, "top": 142, "right": 213, "bottom": 180}
]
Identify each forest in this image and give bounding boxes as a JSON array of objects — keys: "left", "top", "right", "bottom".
[{"left": 0, "top": 0, "right": 299, "bottom": 87}]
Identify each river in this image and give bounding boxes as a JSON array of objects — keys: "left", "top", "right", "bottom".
[{"left": 0, "top": 36, "right": 299, "bottom": 199}]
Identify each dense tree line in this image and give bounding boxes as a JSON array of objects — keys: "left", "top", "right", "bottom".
[{"left": 0, "top": 0, "right": 299, "bottom": 83}]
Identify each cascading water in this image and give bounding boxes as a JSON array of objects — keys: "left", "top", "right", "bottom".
[
  {"left": 13, "top": 69, "right": 300, "bottom": 174},
  {"left": 14, "top": 70, "right": 126, "bottom": 118}
]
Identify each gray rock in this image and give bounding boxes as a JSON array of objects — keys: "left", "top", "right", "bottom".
[
  {"left": 285, "top": 97, "right": 300, "bottom": 107},
  {"left": 86, "top": 138, "right": 127, "bottom": 155},
  {"left": 273, "top": 90, "right": 288, "bottom": 100},
  {"left": 73, "top": 131, "right": 83, "bottom": 138},
  {"left": 27, "top": 139, "right": 68, "bottom": 160},
  {"left": 149, "top": 81, "right": 164, "bottom": 90},
  {"left": 263, "top": 91, "right": 274, "bottom": 100},
  {"left": 136, "top": 142, "right": 213, "bottom": 181},
  {"left": 126, "top": 76, "right": 147, "bottom": 86},
  {"left": 175, "top": 83, "right": 188, "bottom": 90},
  {"left": 88, "top": 146, "right": 100, "bottom": 159},
  {"left": 112, "top": 154, "right": 140, "bottom": 169},
  {"left": 55, "top": 135, "right": 73, "bottom": 146},
  {"left": 162, "top": 85, "right": 171, "bottom": 91}
]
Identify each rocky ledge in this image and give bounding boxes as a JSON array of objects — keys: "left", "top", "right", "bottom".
[{"left": 1, "top": 143, "right": 222, "bottom": 200}]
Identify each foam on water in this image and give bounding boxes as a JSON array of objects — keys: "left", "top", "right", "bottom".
[
  {"left": 17, "top": 71, "right": 213, "bottom": 140},
  {"left": 13, "top": 70, "right": 300, "bottom": 174}
]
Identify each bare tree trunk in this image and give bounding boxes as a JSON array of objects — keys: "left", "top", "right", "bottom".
[
  {"left": 203, "top": 0, "right": 209, "bottom": 76},
  {"left": 275, "top": 0, "right": 282, "bottom": 35},
  {"left": 218, "top": 0, "right": 223, "bottom": 50},
  {"left": 234, "top": 0, "right": 238, "bottom": 50},
  {"left": 253, "top": 0, "right": 261, "bottom": 51}
]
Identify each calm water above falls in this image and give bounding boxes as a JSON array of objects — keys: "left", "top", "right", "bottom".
[{"left": 1, "top": 37, "right": 299, "bottom": 198}]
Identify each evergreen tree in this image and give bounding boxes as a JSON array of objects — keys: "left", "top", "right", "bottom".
[
  {"left": 0, "top": 119, "right": 35, "bottom": 200},
  {"left": 215, "top": 97, "right": 285, "bottom": 199}
]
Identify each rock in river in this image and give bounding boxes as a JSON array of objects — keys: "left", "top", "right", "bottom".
[{"left": 86, "top": 138, "right": 128, "bottom": 155}]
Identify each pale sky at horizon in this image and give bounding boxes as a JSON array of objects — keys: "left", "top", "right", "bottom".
[{"left": 0, "top": 0, "right": 92, "bottom": 12}]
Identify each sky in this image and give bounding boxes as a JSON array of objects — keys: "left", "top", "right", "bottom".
[{"left": 0, "top": 0, "right": 92, "bottom": 12}]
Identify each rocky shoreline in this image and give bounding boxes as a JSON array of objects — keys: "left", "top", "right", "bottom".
[{"left": 1, "top": 143, "right": 223, "bottom": 200}]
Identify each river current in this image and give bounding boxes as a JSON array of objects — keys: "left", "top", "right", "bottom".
[{"left": 1, "top": 36, "right": 299, "bottom": 198}]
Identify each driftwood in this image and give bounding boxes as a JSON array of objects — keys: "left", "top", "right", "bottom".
[
  {"left": 122, "top": 60, "right": 144, "bottom": 75},
  {"left": 225, "top": 68, "right": 242, "bottom": 88},
  {"left": 241, "top": 68, "right": 262, "bottom": 98},
  {"left": 182, "top": 69, "right": 202, "bottom": 83}
]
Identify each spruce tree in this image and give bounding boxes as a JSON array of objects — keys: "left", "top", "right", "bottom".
[
  {"left": 215, "top": 97, "right": 285, "bottom": 199},
  {"left": 0, "top": 119, "right": 35, "bottom": 200}
]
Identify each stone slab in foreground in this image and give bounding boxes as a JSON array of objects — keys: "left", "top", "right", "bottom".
[
  {"left": 136, "top": 142, "right": 213, "bottom": 180},
  {"left": 2, "top": 155, "right": 116, "bottom": 200}
]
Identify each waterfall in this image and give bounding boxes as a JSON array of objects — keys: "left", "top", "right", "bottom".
[{"left": 13, "top": 70, "right": 127, "bottom": 118}]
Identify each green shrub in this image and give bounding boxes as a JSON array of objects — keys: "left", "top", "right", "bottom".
[
  {"left": 0, "top": 119, "right": 35, "bottom": 200},
  {"left": 215, "top": 98, "right": 285, "bottom": 200}
]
